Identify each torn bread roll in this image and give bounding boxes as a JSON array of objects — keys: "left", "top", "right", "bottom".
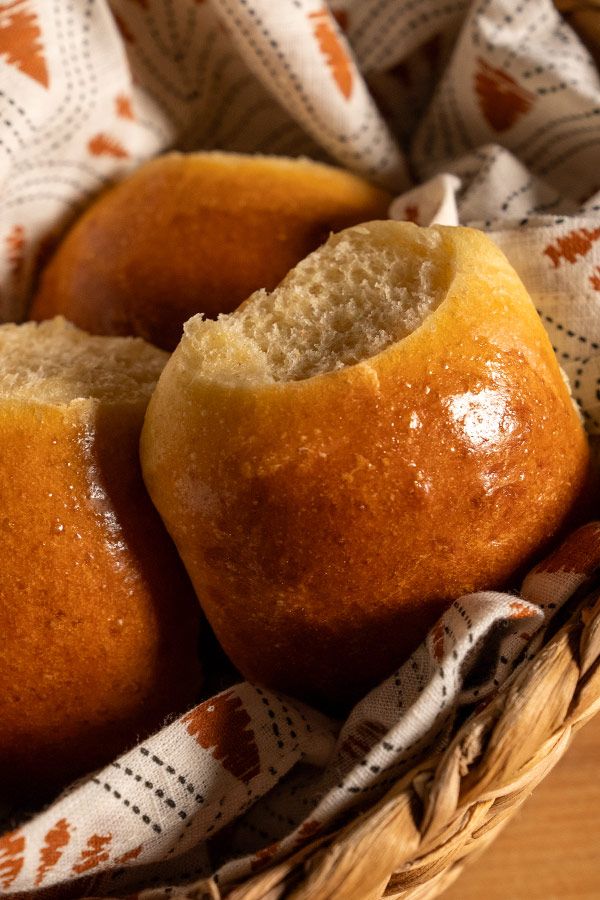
[
  {"left": 141, "top": 222, "right": 588, "bottom": 706},
  {"left": 29, "top": 152, "right": 391, "bottom": 351},
  {"left": 0, "top": 319, "right": 202, "bottom": 797}
]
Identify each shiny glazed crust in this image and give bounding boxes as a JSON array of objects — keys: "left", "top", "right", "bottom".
[
  {"left": 141, "top": 223, "right": 589, "bottom": 707},
  {"left": 29, "top": 152, "right": 391, "bottom": 350},
  {"left": 0, "top": 326, "right": 203, "bottom": 797}
]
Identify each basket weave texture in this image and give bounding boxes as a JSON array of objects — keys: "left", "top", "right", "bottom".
[{"left": 200, "top": 586, "right": 600, "bottom": 900}]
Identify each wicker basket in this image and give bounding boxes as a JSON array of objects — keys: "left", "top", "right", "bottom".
[{"left": 177, "top": 584, "right": 600, "bottom": 900}]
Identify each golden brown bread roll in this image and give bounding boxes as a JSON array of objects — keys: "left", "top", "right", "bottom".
[
  {"left": 0, "top": 318, "right": 202, "bottom": 798},
  {"left": 29, "top": 152, "right": 392, "bottom": 351},
  {"left": 141, "top": 222, "right": 589, "bottom": 707}
]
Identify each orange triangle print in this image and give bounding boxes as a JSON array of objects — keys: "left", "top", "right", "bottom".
[
  {"left": 544, "top": 226, "right": 600, "bottom": 268},
  {"left": 309, "top": 8, "right": 353, "bottom": 100},
  {"left": 534, "top": 522, "right": 600, "bottom": 576},
  {"left": 115, "top": 94, "right": 134, "bottom": 120},
  {"left": 0, "top": 1, "right": 48, "bottom": 88},
  {"left": 183, "top": 690, "right": 261, "bottom": 784},
  {"left": 71, "top": 833, "right": 112, "bottom": 874},
  {"left": 474, "top": 57, "right": 534, "bottom": 132},
  {"left": 88, "top": 133, "right": 129, "bottom": 159},
  {"left": 35, "top": 819, "right": 71, "bottom": 886},
  {"left": 0, "top": 830, "right": 25, "bottom": 891}
]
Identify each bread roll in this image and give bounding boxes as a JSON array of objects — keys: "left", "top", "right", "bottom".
[
  {"left": 29, "top": 152, "right": 391, "bottom": 351},
  {"left": 0, "top": 319, "right": 202, "bottom": 798},
  {"left": 141, "top": 222, "right": 589, "bottom": 706}
]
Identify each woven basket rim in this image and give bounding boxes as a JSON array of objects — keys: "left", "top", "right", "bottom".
[{"left": 213, "top": 582, "right": 600, "bottom": 900}]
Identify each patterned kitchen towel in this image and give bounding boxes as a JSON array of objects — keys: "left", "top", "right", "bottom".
[{"left": 2, "top": 522, "right": 600, "bottom": 897}]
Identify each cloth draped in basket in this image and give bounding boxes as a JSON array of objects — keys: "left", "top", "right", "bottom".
[{"left": 1, "top": 0, "right": 600, "bottom": 896}]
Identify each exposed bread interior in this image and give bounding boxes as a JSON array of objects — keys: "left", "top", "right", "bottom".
[
  {"left": 0, "top": 318, "right": 202, "bottom": 798},
  {"left": 0, "top": 317, "right": 166, "bottom": 403},
  {"left": 186, "top": 222, "right": 449, "bottom": 384},
  {"left": 142, "top": 221, "right": 589, "bottom": 705}
]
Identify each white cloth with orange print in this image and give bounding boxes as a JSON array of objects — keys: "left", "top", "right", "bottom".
[
  {"left": 3, "top": 526, "right": 600, "bottom": 897},
  {"left": 2, "top": 0, "right": 600, "bottom": 896}
]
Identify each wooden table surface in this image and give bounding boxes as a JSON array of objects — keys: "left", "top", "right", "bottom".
[{"left": 442, "top": 711, "right": 600, "bottom": 900}]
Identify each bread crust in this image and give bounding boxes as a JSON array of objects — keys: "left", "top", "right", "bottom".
[
  {"left": 141, "top": 223, "right": 589, "bottom": 706},
  {"left": 0, "top": 330, "right": 203, "bottom": 797},
  {"left": 29, "top": 152, "right": 391, "bottom": 350}
]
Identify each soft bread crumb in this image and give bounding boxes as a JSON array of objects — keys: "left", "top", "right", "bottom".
[
  {"left": 0, "top": 318, "right": 167, "bottom": 404},
  {"left": 185, "top": 221, "right": 449, "bottom": 384}
]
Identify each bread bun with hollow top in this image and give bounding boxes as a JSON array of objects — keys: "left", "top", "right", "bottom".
[
  {"left": 0, "top": 318, "right": 203, "bottom": 798},
  {"left": 141, "top": 221, "right": 589, "bottom": 707},
  {"left": 29, "top": 152, "right": 392, "bottom": 351}
]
